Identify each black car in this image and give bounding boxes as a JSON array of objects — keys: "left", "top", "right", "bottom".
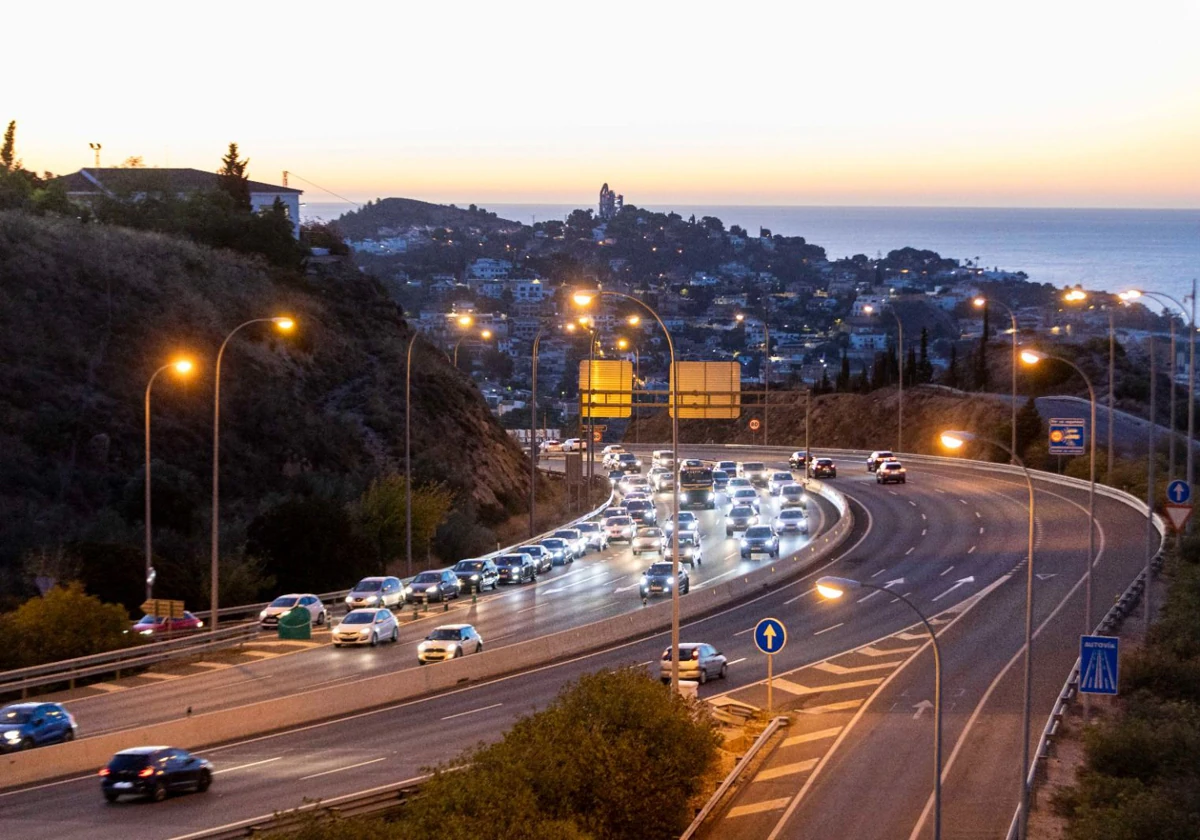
[
  {"left": 789, "top": 451, "right": 809, "bottom": 470},
  {"left": 405, "top": 569, "right": 462, "bottom": 603},
  {"left": 671, "top": 530, "right": 704, "bottom": 566},
  {"left": 809, "top": 457, "right": 837, "bottom": 478},
  {"left": 101, "top": 747, "right": 212, "bottom": 802},
  {"left": 518, "top": 544, "right": 554, "bottom": 574},
  {"left": 495, "top": 552, "right": 537, "bottom": 584},
  {"left": 639, "top": 562, "right": 690, "bottom": 599},
  {"left": 451, "top": 558, "right": 499, "bottom": 592},
  {"left": 711, "top": 469, "right": 730, "bottom": 492},
  {"left": 625, "top": 498, "right": 658, "bottom": 526}
]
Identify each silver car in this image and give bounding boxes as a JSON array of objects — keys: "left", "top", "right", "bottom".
[
  {"left": 740, "top": 461, "right": 770, "bottom": 486},
  {"left": 576, "top": 522, "right": 609, "bottom": 552},
  {"left": 552, "top": 528, "right": 587, "bottom": 558},
  {"left": 779, "top": 483, "right": 808, "bottom": 509},
  {"left": 518, "top": 544, "right": 554, "bottom": 574},
  {"left": 332, "top": 608, "right": 399, "bottom": 648},
  {"left": 605, "top": 515, "right": 636, "bottom": 542},
  {"left": 729, "top": 487, "right": 761, "bottom": 512},
  {"left": 663, "top": 511, "right": 700, "bottom": 537},
  {"left": 632, "top": 527, "right": 666, "bottom": 556},
  {"left": 259, "top": 593, "right": 327, "bottom": 628},
  {"left": 773, "top": 508, "right": 810, "bottom": 535},
  {"left": 767, "top": 472, "right": 795, "bottom": 496},
  {"left": 660, "top": 643, "right": 728, "bottom": 685},
  {"left": 345, "top": 576, "right": 404, "bottom": 609},
  {"left": 417, "top": 624, "right": 483, "bottom": 664}
]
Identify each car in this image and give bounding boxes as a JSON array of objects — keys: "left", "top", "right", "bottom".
[
  {"left": 451, "top": 558, "right": 499, "bottom": 592},
  {"left": 601, "top": 443, "right": 625, "bottom": 457},
  {"left": 552, "top": 528, "right": 587, "bottom": 558},
  {"left": 604, "top": 515, "right": 637, "bottom": 542},
  {"left": 767, "top": 471, "right": 795, "bottom": 495},
  {"left": 649, "top": 466, "right": 675, "bottom": 492},
  {"left": 711, "top": 469, "right": 730, "bottom": 492},
  {"left": 740, "top": 461, "right": 769, "bottom": 486},
  {"left": 405, "top": 570, "right": 461, "bottom": 603},
  {"left": 728, "top": 486, "right": 761, "bottom": 512},
  {"left": 726, "top": 476, "right": 753, "bottom": 491},
  {"left": 575, "top": 521, "right": 609, "bottom": 552},
  {"left": 345, "top": 576, "right": 404, "bottom": 609},
  {"left": 625, "top": 498, "right": 658, "bottom": 525},
  {"left": 561, "top": 438, "right": 589, "bottom": 452},
  {"left": 615, "top": 452, "right": 642, "bottom": 473},
  {"left": 259, "top": 593, "right": 327, "bottom": 628},
  {"left": 663, "top": 511, "right": 700, "bottom": 537},
  {"left": 417, "top": 624, "right": 483, "bottom": 664},
  {"left": 679, "top": 458, "right": 705, "bottom": 469},
  {"left": 716, "top": 460, "right": 738, "bottom": 475},
  {"left": 789, "top": 451, "right": 809, "bottom": 470},
  {"left": 606, "top": 505, "right": 629, "bottom": 519},
  {"left": 877, "top": 460, "right": 908, "bottom": 484},
  {"left": 866, "top": 450, "right": 895, "bottom": 472},
  {"left": 773, "top": 508, "right": 810, "bottom": 535},
  {"left": 1, "top": 703, "right": 77, "bottom": 752},
  {"left": 495, "top": 552, "right": 537, "bottom": 584},
  {"left": 725, "top": 505, "right": 759, "bottom": 536},
  {"left": 671, "top": 530, "right": 704, "bottom": 566},
  {"left": 518, "top": 544, "right": 554, "bottom": 573},
  {"left": 607, "top": 468, "right": 626, "bottom": 485},
  {"left": 779, "top": 483, "right": 809, "bottom": 510},
  {"left": 332, "top": 608, "right": 399, "bottom": 647},
  {"left": 639, "top": 562, "right": 690, "bottom": 599},
  {"left": 809, "top": 457, "right": 837, "bottom": 478},
  {"left": 539, "top": 537, "right": 575, "bottom": 565},
  {"left": 660, "top": 643, "right": 727, "bottom": 685},
  {"left": 740, "top": 524, "right": 780, "bottom": 558},
  {"left": 619, "top": 474, "right": 652, "bottom": 496},
  {"left": 100, "top": 747, "right": 212, "bottom": 803},
  {"left": 651, "top": 449, "right": 674, "bottom": 467},
  {"left": 601, "top": 448, "right": 626, "bottom": 469},
  {"left": 539, "top": 439, "right": 564, "bottom": 454},
  {"left": 632, "top": 526, "right": 666, "bottom": 556},
  {"left": 131, "top": 612, "right": 204, "bottom": 636}
]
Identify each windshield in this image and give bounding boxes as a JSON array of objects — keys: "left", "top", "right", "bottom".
[
  {"left": 746, "top": 526, "right": 773, "bottom": 538},
  {"left": 730, "top": 506, "right": 754, "bottom": 517},
  {"left": 782, "top": 486, "right": 803, "bottom": 496},
  {"left": 817, "top": 459, "right": 833, "bottom": 466},
  {"left": 607, "top": 516, "right": 632, "bottom": 526},
  {"left": 342, "top": 612, "right": 374, "bottom": 624},
  {"left": 779, "top": 510, "right": 804, "bottom": 520},
  {"left": 429, "top": 628, "right": 462, "bottom": 641},
  {"left": 269, "top": 596, "right": 299, "bottom": 608},
  {"left": 636, "top": 528, "right": 662, "bottom": 538},
  {"left": 2, "top": 707, "right": 32, "bottom": 724},
  {"left": 553, "top": 531, "right": 578, "bottom": 539},
  {"left": 353, "top": 579, "right": 382, "bottom": 592},
  {"left": 647, "top": 564, "right": 672, "bottom": 575},
  {"left": 743, "top": 462, "right": 765, "bottom": 471},
  {"left": 542, "top": 539, "right": 565, "bottom": 548},
  {"left": 577, "top": 523, "right": 598, "bottom": 533},
  {"left": 734, "top": 489, "right": 756, "bottom": 498},
  {"left": 454, "top": 561, "right": 484, "bottom": 571},
  {"left": 773, "top": 473, "right": 791, "bottom": 481},
  {"left": 497, "top": 555, "right": 524, "bottom": 565},
  {"left": 413, "top": 572, "right": 441, "bottom": 583},
  {"left": 518, "top": 546, "right": 543, "bottom": 555}
]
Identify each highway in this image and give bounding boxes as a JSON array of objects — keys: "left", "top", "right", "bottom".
[{"left": 0, "top": 447, "right": 1154, "bottom": 840}]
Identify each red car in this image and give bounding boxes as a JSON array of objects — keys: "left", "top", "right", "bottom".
[{"left": 131, "top": 612, "right": 204, "bottom": 636}]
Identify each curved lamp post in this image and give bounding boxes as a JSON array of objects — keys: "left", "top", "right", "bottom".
[
  {"left": 817, "top": 574, "right": 943, "bottom": 840},
  {"left": 574, "top": 288, "right": 682, "bottom": 692},
  {"left": 454, "top": 328, "right": 492, "bottom": 369},
  {"left": 864, "top": 303, "right": 904, "bottom": 453},
  {"left": 145, "top": 358, "right": 194, "bottom": 601},
  {"left": 1063, "top": 290, "right": 1117, "bottom": 481},
  {"left": 939, "top": 430, "right": 1036, "bottom": 840},
  {"left": 617, "top": 335, "right": 640, "bottom": 445},
  {"left": 405, "top": 330, "right": 421, "bottom": 577},
  {"left": 973, "top": 296, "right": 1019, "bottom": 463},
  {"left": 211, "top": 317, "right": 295, "bottom": 630}
]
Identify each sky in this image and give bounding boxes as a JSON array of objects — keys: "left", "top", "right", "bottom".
[{"left": 8, "top": 0, "right": 1200, "bottom": 208}]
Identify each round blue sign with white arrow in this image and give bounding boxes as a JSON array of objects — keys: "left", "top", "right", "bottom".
[
  {"left": 1168, "top": 480, "right": 1191, "bottom": 505},
  {"left": 753, "top": 617, "right": 787, "bottom": 655}
]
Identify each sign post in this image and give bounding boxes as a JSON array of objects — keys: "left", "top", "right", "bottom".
[
  {"left": 1079, "top": 635, "right": 1119, "bottom": 696},
  {"left": 139, "top": 598, "right": 186, "bottom": 619},
  {"left": 1166, "top": 479, "right": 1193, "bottom": 532},
  {"left": 1048, "top": 418, "right": 1086, "bottom": 456},
  {"left": 753, "top": 617, "right": 788, "bottom": 715}
]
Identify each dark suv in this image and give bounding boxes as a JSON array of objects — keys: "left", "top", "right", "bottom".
[
  {"left": 495, "top": 553, "right": 537, "bottom": 584},
  {"left": 639, "top": 562, "right": 690, "bottom": 599},
  {"left": 101, "top": 747, "right": 212, "bottom": 802},
  {"left": 809, "top": 457, "right": 837, "bottom": 478},
  {"left": 625, "top": 498, "right": 658, "bottom": 526},
  {"left": 517, "top": 544, "right": 554, "bottom": 574},
  {"left": 451, "top": 558, "right": 499, "bottom": 592}
]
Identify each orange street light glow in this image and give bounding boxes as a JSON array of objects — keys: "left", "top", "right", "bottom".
[
  {"left": 973, "top": 297, "right": 987, "bottom": 308},
  {"left": 172, "top": 359, "right": 194, "bottom": 375},
  {"left": 1064, "top": 289, "right": 1088, "bottom": 302},
  {"left": 273, "top": 317, "right": 295, "bottom": 330},
  {"left": 573, "top": 291, "right": 596, "bottom": 307},
  {"left": 1020, "top": 350, "right": 1046, "bottom": 365}
]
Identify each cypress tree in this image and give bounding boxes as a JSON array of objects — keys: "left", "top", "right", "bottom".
[{"left": 217, "top": 142, "right": 251, "bottom": 210}]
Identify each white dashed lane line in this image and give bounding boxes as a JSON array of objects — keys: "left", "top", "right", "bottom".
[
  {"left": 940, "top": 566, "right": 954, "bottom": 576},
  {"left": 814, "top": 623, "right": 844, "bottom": 636}
]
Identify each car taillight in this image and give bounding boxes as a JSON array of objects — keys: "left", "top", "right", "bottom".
[
  {"left": 138, "top": 767, "right": 155, "bottom": 777},
  {"left": 692, "top": 649, "right": 701, "bottom": 660},
  {"left": 98, "top": 768, "right": 110, "bottom": 776}
]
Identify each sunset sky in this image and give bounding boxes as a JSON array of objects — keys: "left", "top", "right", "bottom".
[{"left": 9, "top": 0, "right": 1200, "bottom": 207}]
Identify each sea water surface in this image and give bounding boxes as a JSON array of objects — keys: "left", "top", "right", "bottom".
[{"left": 303, "top": 201, "right": 1200, "bottom": 304}]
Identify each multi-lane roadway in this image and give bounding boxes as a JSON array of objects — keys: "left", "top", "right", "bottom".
[{"left": 0, "top": 447, "right": 1155, "bottom": 840}]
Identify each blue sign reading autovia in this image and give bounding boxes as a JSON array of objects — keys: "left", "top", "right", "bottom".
[
  {"left": 1048, "top": 418, "right": 1086, "bottom": 455},
  {"left": 1079, "top": 635, "right": 1119, "bottom": 696}
]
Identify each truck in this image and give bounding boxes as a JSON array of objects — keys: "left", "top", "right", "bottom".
[{"left": 679, "top": 466, "right": 716, "bottom": 509}]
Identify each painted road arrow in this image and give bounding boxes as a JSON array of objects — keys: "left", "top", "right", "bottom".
[
  {"left": 857, "top": 578, "right": 905, "bottom": 604},
  {"left": 912, "top": 699, "right": 934, "bottom": 720},
  {"left": 932, "top": 576, "right": 976, "bottom": 602}
]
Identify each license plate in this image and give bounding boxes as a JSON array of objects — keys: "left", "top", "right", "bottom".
[
  {"left": 113, "top": 782, "right": 133, "bottom": 789},
  {"left": 651, "top": 585, "right": 663, "bottom": 592}
]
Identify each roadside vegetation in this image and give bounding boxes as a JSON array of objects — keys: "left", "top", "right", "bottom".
[
  {"left": 1049, "top": 535, "right": 1200, "bottom": 839},
  {"left": 284, "top": 668, "right": 722, "bottom": 840}
]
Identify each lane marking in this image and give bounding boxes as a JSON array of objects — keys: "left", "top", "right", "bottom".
[
  {"left": 857, "top": 644, "right": 919, "bottom": 657},
  {"left": 921, "top": 529, "right": 927, "bottom": 536},
  {"left": 968, "top": 545, "right": 976, "bottom": 554},
  {"left": 904, "top": 547, "right": 915, "bottom": 556},
  {"left": 908, "top": 500, "right": 917, "bottom": 507},
  {"left": 784, "top": 587, "right": 815, "bottom": 605},
  {"left": 979, "top": 526, "right": 985, "bottom": 534},
  {"left": 870, "top": 568, "right": 887, "bottom": 578},
  {"left": 727, "top": 797, "right": 793, "bottom": 818},
  {"left": 441, "top": 703, "right": 503, "bottom": 721},
  {"left": 299, "top": 757, "right": 386, "bottom": 781},
  {"left": 814, "top": 661, "right": 899, "bottom": 675},
  {"left": 813, "top": 623, "right": 843, "bottom": 636},
  {"left": 975, "top": 511, "right": 982, "bottom": 519},
  {"left": 857, "top": 590, "right": 881, "bottom": 604},
  {"left": 734, "top": 626, "right": 755, "bottom": 636},
  {"left": 940, "top": 566, "right": 954, "bottom": 577},
  {"left": 755, "top": 759, "right": 818, "bottom": 781},
  {"left": 214, "top": 757, "right": 282, "bottom": 775},
  {"left": 781, "top": 727, "right": 842, "bottom": 746},
  {"left": 921, "top": 513, "right": 927, "bottom": 521},
  {"left": 959, "top": 498, "right": 969, "bottom": 505},
  {"left": 799, "top": 699, "right": 865, "bottom": 714},
  {"left": 728, "top": 657, "right": 747, "bottom": 666},
  {"left": 774, "top": 678, "right": 883, "bottom": 696}
]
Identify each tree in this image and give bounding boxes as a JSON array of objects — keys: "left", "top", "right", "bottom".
[
  {"left": 0, "top": 583, "right": 133, "bottom": 669},
  {"left": 217, "top": 142, "right": 251, "bottom": 210},
  {"left": 247, "top": 496, "right": 373, "bottom": 592},
  {"left": 355, "top": 474, "right": 455, "bottom": 572},
  {"left": 918, "top": 327, "right": 934, "bottom": 383},
  {"left": 1015, "top": 396, "right": 1044, "bottom": 457},
  {"left": 1, "top": 120, "right": 15, "bottom": 170},
  {"left": 836, "top": 351, "right": 851, "bottom": 392},
  {"left": 944, "top": 343, "right": 960, "bottom": 389}
]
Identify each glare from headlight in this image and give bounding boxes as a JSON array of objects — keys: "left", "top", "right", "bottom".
[
  {"left": 344, "top": 596, "right": 353, "bottom": 604},
  {"left": 259, "top": 609, "right": 268, "bottom": 618},
  {"left": 366, "top": 595, "right": 379, "bottom": 603},
  {"left": 740, "top": 539, "right": 748, "bottom": 547},
  {"left": 4, "top": 729, "right": 20, "bottom": 741},
  {"left": 470, "top": 574, "right": 480, "bottom": 580}
]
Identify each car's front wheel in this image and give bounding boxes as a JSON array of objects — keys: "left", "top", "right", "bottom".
[
  {"left": 63, "top": 729, "right": 74, "bottom": 743},
  {"left": 719, "top": 663, "right": 728, "bottom": 679},
  {"left": 196, "top": 770, "right": 211, "bottom": 793},
  {"left": 699, "top": 668, "right": 708, "bottom": 685},
  {"left": 370, "top": 632, "right": 378, "bottom": 648},
  {"left": 391, "top": 627, "right": 399, "bottom": 643},
  {"left": 317, "top": 610, "right": 327, "bottom": 626}
]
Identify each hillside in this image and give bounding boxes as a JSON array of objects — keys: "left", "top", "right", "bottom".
[
  {"left": 331, "top": 197, "right": 522, "bottom": 240},
  {"left": 0, "top": 211, "right": 534, "bottom": 606}
]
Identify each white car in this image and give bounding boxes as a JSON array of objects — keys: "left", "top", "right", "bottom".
[
  {"left": 679, "top": 458, "right": 705, "bottom": 469},
  {"left": 602, "top": 447, "right": 626, "bottom": 468},
  {"left": 632, "top": 527, "right": 666, "bottom": 556},
  {"left": 539, "top": 439, "right": 563, "bottom": 454},
  {"left": 259, "top": 593, "right": 327, "bottom": 628},
  {"left": 716, "top": 460, "right": 737, "bottom": 475},
  {"left": 663, "top": 511, "right": 700, "bottom": 537},
  {"left": 728, "top": 487, "right": 761, "bottom": 512},
  {"left": 332, "top": 608, "right": 399, "bottom": 647},
  {"left": 345, "top": 576, "right": 404, "bottom": 609},
  {"left": 417, "top": 624, "right": 483, "bottom": 664},
  {"left": 619, "top": 474, "right": 651, "bottom": 495},
  {"left": 773, "top": 508, "right": 810, "bottom": 535},
  {"left": 648, "top": 467, "right": 673, "bottom": 492},
  {"left": 740, "top": 461, "right": 770, "bottom": 486},
  {"left": 575, "top": 521, "right": 609, "bottom": 552},
  {"left": 651, "top": 449, "right": 674, "bottom": 467},
  {"left": 605, "top": 515, "right": 637, "bottom": 542},
  {"left": 561, "top": 438, "right": 589, "bottom": 452},
  {"left": 767, "top": 472, "right": 795, "bottom": 496},
  {"left": 726, "top": 477, "right": 753, "bottom": 491},
  {"left": 779, "top": 483, "right": 808, "bottom": 509},
  {"left": 660, "top": 643, "right": 728, "bottom": 685}
]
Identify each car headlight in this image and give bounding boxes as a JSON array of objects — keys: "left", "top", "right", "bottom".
[
  {"left": 358, "top": 628, "right": 371, "bottom": 636},
  {"left": 740, "top": 539, "right": 748, "bottom": 547},
  {"left": 470, "top": 574, "right": 480, "bottom": 580},
  {"left": 427, "top": 585, "right": 438, "bottom": 593},
  {"left": 3, "top": 730, "right": 20, "bottom": 741},
  {"left": 641, "top": 576, "right": 649, "bottom": 584},
  {"left": 667, "top": 577, "right": 675, "bottom": 585},
  {"left": 259, "top": 609, "right": 268, "bottom": 618},
  {"left": 367, "top": 595, "right": 379, "bottom": 603},
  {"left": 344, "top": 595, "right": 353, "bottom": 604},
  {"left": 417, "top": 641, "right": 428, "bottom": 652},
  {"left": 444, "top": 642, "right": 458, "bottom": 652}
]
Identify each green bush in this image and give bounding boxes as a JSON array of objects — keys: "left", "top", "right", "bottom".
[{"left": 0, "top": 582, "right": 133, "bottom": 668}]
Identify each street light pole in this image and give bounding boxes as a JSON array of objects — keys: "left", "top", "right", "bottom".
[
  {"left": 530, "top": 325, "right": 548, "bottom": 538},
  {"left": 975, "top": 297, "right": 1019, "bottom": 463},
  {"left": 939, "top": 431, "right": 1035, "bottom": 840},
  {"left": 145, "top": 359, "right": 193, "bottom": 602},
  {"left": 211, "top": 317, "right": 294, "bottom": 630},
  {"left": 816, "top": 575, "right": 943, "bottom": 840},
  {"left": 1146, "top": 338, "right": 1157, "bottom": 629},
  {"left": 575, "top": 289, "right": 680, "bottom": 691},
  {"left": 405, "top": 331, "right": 419, "bottom": 578}
]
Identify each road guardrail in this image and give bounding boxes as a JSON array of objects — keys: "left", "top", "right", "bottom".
[{"left": 680, "top": 716, "right": 787, "bottom": 839}]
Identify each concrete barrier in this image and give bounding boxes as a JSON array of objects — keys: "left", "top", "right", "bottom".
[{"left": 1, "top": 481, "right": 852, "bottom": 790}]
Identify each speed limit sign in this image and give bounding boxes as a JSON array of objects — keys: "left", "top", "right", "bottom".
[{"left": 749, "top": 418, "right": 761, "bottom": 431}]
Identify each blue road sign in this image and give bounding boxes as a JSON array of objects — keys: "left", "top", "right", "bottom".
[
  {"left": 1079, "top": 635, "right": 1119, "bottom": 696},
  {"left": 1048, "top": 418, "right": 1086, "bottom": 455},
  {"left": 754, "top": 617, "right": 787, "bottom": 655},
  {"left": 1168, "top": 480, "right": 1191, "bottom": 504}
]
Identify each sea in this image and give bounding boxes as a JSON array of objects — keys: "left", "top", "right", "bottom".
[{"left": 302, "top": 201, "right": 1200, "bottom": 305}]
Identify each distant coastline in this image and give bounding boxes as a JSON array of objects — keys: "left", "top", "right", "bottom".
[{"left": 302, "top": 201, "right": 1200, "bottom": 301}]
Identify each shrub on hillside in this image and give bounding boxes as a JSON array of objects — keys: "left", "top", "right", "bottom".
[{"left": 0, "top": 583, "right": 133, "bottom": 669}]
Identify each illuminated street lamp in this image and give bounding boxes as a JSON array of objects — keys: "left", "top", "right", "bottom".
[
  {"left": 940, "top": 430, "right": 1036, "bottom": 840},
  {"left": 1063, "top": 290, "right": 1117, "bottom": 481},
  {"left": 973, "top": 296, "right": 1019, "bottom": 464},
  {"left": 817, "top": 574, "right": 943, "bottom": 840},
  {"left": 575, "top": 288, "right": 683, "bottom": 692},
  {"left": 145, "top": 358, "right": 194, "bottom": 601},
  {"left": 454, "top": 328, "right": 492, "bottom": 369},
  {"left": 864, "top": 303, "right": 904, "bottom": 453},
  {"left": 211, "top": 317, "right": 294, "bottom": 629},
  {"left": 617, "top": 335, "right": 640, "bottom": 445}
]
